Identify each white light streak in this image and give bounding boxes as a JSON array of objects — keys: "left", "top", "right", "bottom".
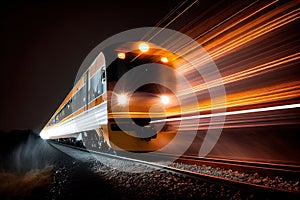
[
  {"left": 151, "top": 103, "right": 300, "bottom": 123},
  {"left": 40, "top": 101, "right": 108, "bottom": 139}
]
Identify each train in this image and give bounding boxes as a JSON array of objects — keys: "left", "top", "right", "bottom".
[{"left": 40, "top": 41, "right": 182, "bottom": 152}]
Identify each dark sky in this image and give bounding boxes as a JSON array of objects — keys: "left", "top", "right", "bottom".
[{"left": 0, "top": 0, "right": 185, "bottom": 132}]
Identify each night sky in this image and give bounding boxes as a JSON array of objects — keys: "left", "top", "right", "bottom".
[{"left": 0, "top": 0, "right": 185, "bottom": 132}]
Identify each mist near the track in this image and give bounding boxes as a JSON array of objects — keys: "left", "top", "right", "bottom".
[{"left": 0, "top": 131, "right": 54, "bottom": 199}]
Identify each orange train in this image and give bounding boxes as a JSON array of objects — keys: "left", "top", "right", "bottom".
[{"left": 40, "top": 42, "right": 181, "bottom": 152}]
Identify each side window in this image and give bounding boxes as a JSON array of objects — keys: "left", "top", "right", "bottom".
[
  {"left": 66, "top": 100, "right": 72, "bottom": 116},
  {"left": 101, "top": 67, "right": 106, "bottom": 92},
  {"left": 89, "top": 68, "right": 104, "bottom": 102},
  {"left": 96, "top": 74, "right": 102, "bottom": 95},
  {"left": 72, "top": 86, "right": 85, "bottom": 111},
  {"left": 81, "top": 84, "right": 86, "bottom": 105}
]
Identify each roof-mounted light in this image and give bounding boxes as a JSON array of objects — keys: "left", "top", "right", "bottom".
[
  {"left": 138, "top": 42, "right": 150, "bottom": 53},
  {"left": 117, "top": 52, "right": 126, "bottom": 59},
  {"left": 160, "top": 57, "right": 169, "bottom": 63}
]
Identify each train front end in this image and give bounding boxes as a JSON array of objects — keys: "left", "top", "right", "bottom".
[{"left": 104, "top": 42, "right": 179, "bottom": 152}]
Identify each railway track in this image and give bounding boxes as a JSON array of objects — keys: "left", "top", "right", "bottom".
[
  {"left": 145, "top": 152, "right": 300, "bottom": 179},
  {"left": 49, "top": 141, "right": 300, "bottom": 199}
]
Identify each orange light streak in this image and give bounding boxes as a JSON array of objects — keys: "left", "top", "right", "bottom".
[
  {"left": 149, "top": 1, "right": 299, "bottom": 128},
  {"left": 178, "top": 53, "right": 300, "bottom": 96},
  {"left": 175, "top": 1, "right": 299, "bottom": 73},
  {"left": 207, "top": 9, "right": 299, "bottom": 60}
]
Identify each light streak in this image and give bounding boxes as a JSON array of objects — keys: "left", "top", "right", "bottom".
[
  {"left": 175, "top": 1, "right": 299, "bottom": 73},
  {"left": 146, "top": 0, "right": 199, "bottom": 43},
  {"left": 141, "top": 0, "right": 189, "bottom": 41},
  {"left": 174, "top": 0, "right": 267, "bottom": 56},
  {"left": 196, "top": 1, "right": 278, "bottom": 45},
  {"left": 40, "top": 102, "right": 108, "bottom": 139},
  {"left": 178, "top": 53, "right": 300, "bottom": 96},
  {"left": 206, "top": 8, "right": 299, "bottom": 60},
  {"left": 151, "top": 103, "right": 300, "bottom": 124}
]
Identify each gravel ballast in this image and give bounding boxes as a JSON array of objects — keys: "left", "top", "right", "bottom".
[
  {"left": 90, "top": 156, "right": 281, "bottom": 200},
  {"left": 168, "top": 162, "right": 300, "bottom": 192},
  {"left": 50, "top": 144, "right": 300, "bottom": 199}
]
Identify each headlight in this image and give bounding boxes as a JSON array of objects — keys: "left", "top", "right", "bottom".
[
  {"left": 160, "top": 95, "right": 170, "bottom": 105},
  {"left": 117, "top": 93, "right": 128, "bottom": 105}
]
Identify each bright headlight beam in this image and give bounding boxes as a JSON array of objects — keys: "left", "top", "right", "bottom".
[
  {"left": 117, "top": 94, "right": 128, "bottom": 105},
  {"left": 161, "top": 95, "right": 170, "bottom": 104}
]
